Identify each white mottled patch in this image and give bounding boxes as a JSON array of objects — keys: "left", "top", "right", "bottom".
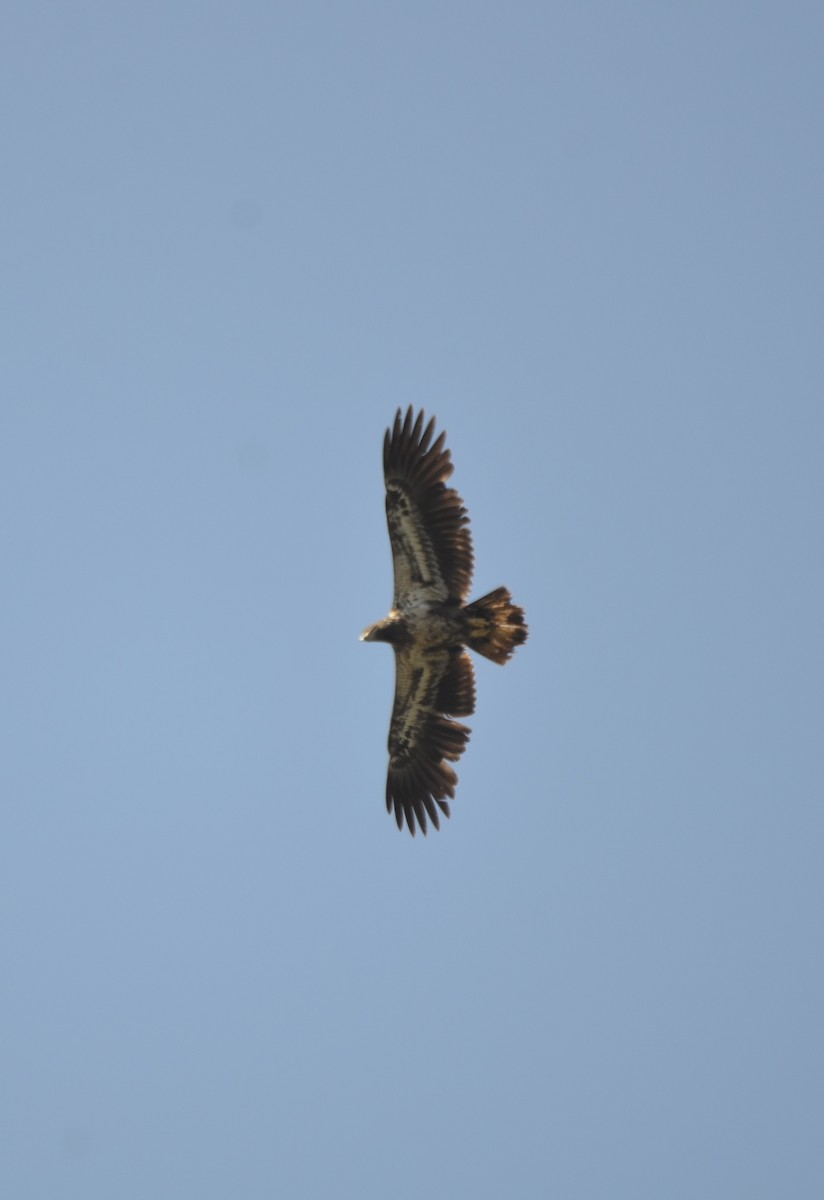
[{"left": 387, "top": 485, "right": 449, "bottom": 607}]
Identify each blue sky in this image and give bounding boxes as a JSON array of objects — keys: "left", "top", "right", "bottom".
[{"left": 2, "top": 3, "right": 821, "bottom": 1197}]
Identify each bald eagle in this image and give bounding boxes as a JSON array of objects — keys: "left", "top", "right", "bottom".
[{"left": 361, "top": 407, "right": 528, "bottom": 835}]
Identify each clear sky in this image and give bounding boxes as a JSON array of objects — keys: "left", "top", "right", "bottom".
[{"left": 2, "top": 3, "right": 821, "bottom": 1197}]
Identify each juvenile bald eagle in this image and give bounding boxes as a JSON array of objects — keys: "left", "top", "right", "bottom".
[{"left": 361, "top": 407, "right": 528, "bottom": 836}]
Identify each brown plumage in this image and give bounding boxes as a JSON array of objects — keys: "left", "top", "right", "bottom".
[{"left": 361, "top": 407, "right": 528, "bottom": 835}]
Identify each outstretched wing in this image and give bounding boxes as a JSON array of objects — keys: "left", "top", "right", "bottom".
[
  {"left": 386, "top": 646, "right": 476, "bottom": 836},
  {"left": 384, "top": 407, "right": 474, "bottom": 608}
]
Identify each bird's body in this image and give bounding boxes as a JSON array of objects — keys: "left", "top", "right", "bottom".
[{"left": 361, "top": 407, "right": 528, "bottom": 835}]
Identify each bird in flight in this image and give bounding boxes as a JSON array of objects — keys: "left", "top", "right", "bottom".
[{"left": 361, "top": 407, "right": 528, "bottom": 835}]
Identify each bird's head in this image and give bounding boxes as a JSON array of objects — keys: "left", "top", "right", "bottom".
[{"left": 360, "top": 614, "right": 409, "bottom": 645}]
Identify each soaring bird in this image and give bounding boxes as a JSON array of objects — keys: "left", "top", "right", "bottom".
[{"left": 361, "top": 407, "right": 527, "bottom": 835}]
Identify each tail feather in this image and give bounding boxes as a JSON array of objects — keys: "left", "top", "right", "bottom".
[{"left": 464, "top": 587, "right": 528, "bottom": 664}]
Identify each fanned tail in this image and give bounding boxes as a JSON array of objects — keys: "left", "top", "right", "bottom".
[{"left": 464, "top": 587, "right": 528, "bottom": 664}]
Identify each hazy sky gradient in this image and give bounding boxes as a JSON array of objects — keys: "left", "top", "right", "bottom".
[{"left": 2, "top": 3, "right": 821, "bottom": 1197}]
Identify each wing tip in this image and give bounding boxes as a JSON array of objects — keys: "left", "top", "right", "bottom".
[{"left": 386, "top": 756, "right": 459, "bottom": 837}]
